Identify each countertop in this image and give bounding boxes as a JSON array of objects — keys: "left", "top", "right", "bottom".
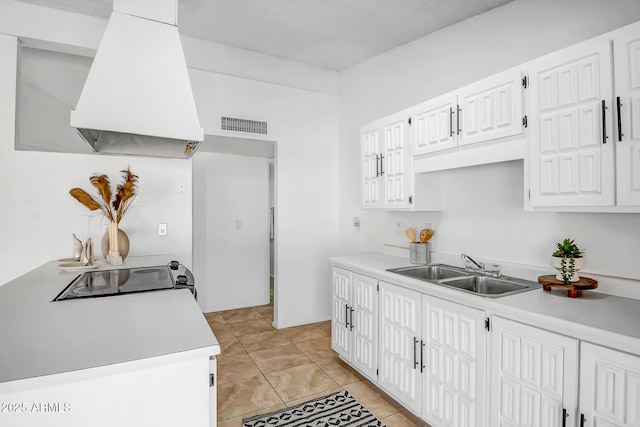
[
  {"left": 331, "top": 253, "right": 640, "bottom": 356},
  {"left": 0, "top": 255, "right": 220, "bottom": 384}
]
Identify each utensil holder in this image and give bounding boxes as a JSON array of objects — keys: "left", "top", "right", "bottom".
[{"left": 410, "top": 243, "right": 430, "bottom": 264}]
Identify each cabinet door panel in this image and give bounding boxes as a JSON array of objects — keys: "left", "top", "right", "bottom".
[
  {"left": 529, "top": 39, "right": 614, "bottom": 207},
  {"left": 382, "top": 114, "right": 411, "bottom": 208},
  {"left": 422, "top": 296, "right": 486, "bottom": 427},
  {"left": 489, "top": 317, "right": 578, "bottom": 427},
  {"left": 351, "top": 273, "right": 378, "bottom": 379},
  {"left": 331, "top": 268, "right": 351, "bottom": 360},
  {"left": 412, "top": 94, "right": 458, "bottom": 155},
  {"left": 614, "top": 23, "right": 640, "bottom": 205},
  {"left": 361, "top": 127, "right": 382, "bottom": 208},
  {"left": 458, "top": 68, "right": 523, "bottom": 146},
  {"left": 580, "top": 342, "right": 640, "bottom": 427},
  {"left": 379, "top": 281, "right": 421, "bottom": 413}
]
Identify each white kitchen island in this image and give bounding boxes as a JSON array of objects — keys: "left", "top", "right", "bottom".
[{"left": 0, "top": 256, "right": 220, "bottom": 427}]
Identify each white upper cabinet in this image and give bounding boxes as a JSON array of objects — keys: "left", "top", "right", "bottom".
[
  {"left": 458, "top": 68, "right": 524, "bottom": 147},
  {"left": 614, "top": 23, "right": 640, "bottom": 206},
  {"left": 411, "top": 67, "right": 527, "bottom": 173},
  {"left": 382, "top": 111, "right": 412, "bottom": 208},
  {"left": 412, "top": 92, "right": 458, "bottom": 155},
  {"left": 528, "top": 38, "right": 615, "bottom": 207},
  {"left": 361, "top": 122, "right": 383, "bottom": 208},
  {"left": 362, "top": 109, "right": 437, "bottom": 210}
]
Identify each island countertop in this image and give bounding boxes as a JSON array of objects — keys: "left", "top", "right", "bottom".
[{"left": 0, "top": 255, "right": 219, "bottom": 384}]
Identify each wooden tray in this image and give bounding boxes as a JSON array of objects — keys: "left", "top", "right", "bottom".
[{"left": 537, "top": 275, "right": 598, "bottom": 298}]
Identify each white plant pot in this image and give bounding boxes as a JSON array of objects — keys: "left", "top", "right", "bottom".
[{"left": 551, "top": 256, "right": 585, "bottom": 282}]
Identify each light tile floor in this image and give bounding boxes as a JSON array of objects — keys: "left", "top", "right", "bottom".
[{"left": 205, "top": 304, "right": 431, "bottom": 427}]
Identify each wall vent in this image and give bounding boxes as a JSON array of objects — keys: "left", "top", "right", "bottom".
[{"left": 221, "top": 117, "right": 268, "bottom": 135}]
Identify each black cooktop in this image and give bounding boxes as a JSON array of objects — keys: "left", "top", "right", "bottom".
[{"left": 54, "top": 266, "right": 175, "bottom": 301}]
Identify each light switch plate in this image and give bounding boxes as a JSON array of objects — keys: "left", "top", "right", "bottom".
[{"left": 158, "top": 223, "right": 167, "bottom": 236}]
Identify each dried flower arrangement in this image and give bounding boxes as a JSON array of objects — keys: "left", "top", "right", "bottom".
[{"left": 69, "top": 168, "right": 139, "bottom": 224}]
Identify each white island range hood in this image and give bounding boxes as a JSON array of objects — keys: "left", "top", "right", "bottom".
[{"left": 70, "top": 0, "right": 203, "bottom": 159}]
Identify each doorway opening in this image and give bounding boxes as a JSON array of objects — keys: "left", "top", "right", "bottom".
[{"left": 192, "top": 134, "right": 277, "bottom": 324}]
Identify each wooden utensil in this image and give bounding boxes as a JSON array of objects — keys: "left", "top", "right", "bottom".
[
  {"left": 425, "top": 229, "right": 434, "bottom": 242},
  {"left": 405, "top": 228, "right": 417, "bottom": 243},
  {"left": 420, "top": 229, "right": 433, "bottom": 243}
]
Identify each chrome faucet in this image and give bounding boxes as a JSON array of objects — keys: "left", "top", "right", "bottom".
[
  {"left": 461, "top": 254, "right": 502, "bottom": 277},
  {"left": 461, "top": 254, "right": 484, "bottom": 270}
]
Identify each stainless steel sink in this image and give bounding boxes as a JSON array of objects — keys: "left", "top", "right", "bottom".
[
  {"left": 386, "top": 264, "right": 540, "bottom": 298},
  {"left": 387, "top": 264, "right": 469, "bottom": 281},
  {"left": 438, "top": 275, "right": 533, "bottom": 297}
]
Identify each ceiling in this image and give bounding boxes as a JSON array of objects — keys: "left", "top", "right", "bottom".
[{"left": 17, "top": 0, "right": 513, "bottom": 71}]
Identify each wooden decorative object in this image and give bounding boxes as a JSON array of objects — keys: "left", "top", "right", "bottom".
[{"left": 537, "top": 275, "right": 598, "bottom": 298}]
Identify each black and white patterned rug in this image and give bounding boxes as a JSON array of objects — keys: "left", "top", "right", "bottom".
[{"left": 242, "top": 390, "right": 386, "bottom": 427}]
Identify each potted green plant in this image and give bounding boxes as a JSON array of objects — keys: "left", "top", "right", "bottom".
[{"left": 551, "top": 238, "right": 585, "bottom": 283}]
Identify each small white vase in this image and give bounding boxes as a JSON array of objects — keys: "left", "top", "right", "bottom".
[
  {"left": 551, "top": 256, "right": 585, "bottom": 282},
  {"left": 105, "top": 221, "right": 123, "bottom": 266}
]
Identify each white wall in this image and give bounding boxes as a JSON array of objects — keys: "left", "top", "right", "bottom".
[
  {"left": 0, "top": 2, "right": 339, "bottom": 328},
  {"left": 193, "top": 153, "right": 270, "bottom": 312},
  {"left": 0, "top": 35, "right": 193, "bottom": 286},
  {"left": 337, "top": 0, "right": 640, "bottom": 294},
  {"left": 188, "top": 69, "right": 338, "bottom": 327}
]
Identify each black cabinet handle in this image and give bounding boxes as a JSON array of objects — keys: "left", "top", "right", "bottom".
[
  {"left": 420, "top": 340, "right": 425, "bottom": 373},
  {"left": 449, "top": 107, "right": 454, "bottom": 137},
  {"left": 562, "top": 408, "right": 567, "bottom": 427},
  {"left": 349, "top": 307, "right": 354, "bottom": 331},
  {"left": 345, "top": 305, "right": 349, "bottom": 329},
  {"left": 580, "top": 413, "right": 586, "bottom": 427},
  {"left": 457, "top": 105, "right": 461, "bottom": 135},
  {"left": 380, "top": 155, "right": 384, "bottom": 176},
  {"left": 375, "top": 154, "right": 380, "bottom": 177},
  {"left": 617, "top": 96, "right": 623, "bottom": 142},
  {"left": 602, "top": 100, "right": 608, "bottom": 144},
  {"left": 413, "top": 337, "right": 419, "bottom": 369}
]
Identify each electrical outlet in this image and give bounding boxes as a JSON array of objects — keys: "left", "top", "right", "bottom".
[
  {"left": 424, "top": 222, "right": 433, "bottom": 230},
  {"left": 353, "top": 217, "right": 360, "bottom": 229},
  {"left": 158, "top": 223, "right": 167, "bottom": 236},
  {"left": 177, "top": 180, "right": 187, "bottom": 193},
  {"left": 396, "top": 222, "right": 402, "bottom": 233}
]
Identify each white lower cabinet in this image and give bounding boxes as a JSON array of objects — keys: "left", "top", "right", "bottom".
[
  {"left": 331, "top": 266, "right": 640, "bottom": 427},
  {"left": 489, "top": 316, "right": 579, "bottom": 427},
  {"left": 377, "top": 281, "right": 488, "bottom": 426},
  {"left": 422, "top": 296, "right": 487, "bottom": 427},
  {"left": 579, "top": 342, "right": 640, "bottom": 427},
  {"left": 331, "top": 267, "right": 379, "bottom": 380},
  {"left": 378, "top": 281, "right": 422, "bottom": 413}
]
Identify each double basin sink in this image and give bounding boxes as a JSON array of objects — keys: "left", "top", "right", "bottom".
[{"left": 386, "top": 264, "right": 540, "bottom": 298}]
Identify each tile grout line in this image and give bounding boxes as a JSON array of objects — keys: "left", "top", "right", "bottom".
[{"left": 208, "top": 306, "right": 415, "bottom": 425}]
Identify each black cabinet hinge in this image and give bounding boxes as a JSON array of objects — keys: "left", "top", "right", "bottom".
[
  {"left": 209, "top": 373, "right": 215, "bottom": 387},
  {"left": 408, "top": 117, "right": 412, "bottom": 125},
  {"left": 485, "top": 317, "right": 491, "bottom": 331},
  {"left": 522, "top": 115, "right": 528, "bottom": 128},
  {"left": 409, "top": 195, "right": 413, "bottom": 204},
  {"left": 522, "top": 76, "right": 528, "bottom": 89}
]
